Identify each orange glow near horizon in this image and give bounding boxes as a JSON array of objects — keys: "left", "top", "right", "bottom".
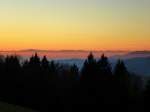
[
  {"left": 0, "top": 28, "right": 150, "bottom": 51},
  {"left": 0, "top": 0, "right": 150, "bottom": 51}
]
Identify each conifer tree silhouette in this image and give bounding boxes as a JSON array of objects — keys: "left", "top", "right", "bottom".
[
  {"left": 70, "top": 64, "right": 79, "bottom": 81},
  {"left": 113, "top": 60, "right": 131, "bottom": 111},
  {"left": 143, "top": 80, "right": 150, "bottom": 111},
  {"left": 0, "top": 53, "right": 145, "bottom": 112},
  {"left": 41, "top": 56, "right": 49, "bottom": 69}
]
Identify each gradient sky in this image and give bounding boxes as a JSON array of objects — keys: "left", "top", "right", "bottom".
[{"left": 0, "top": 0, "right": 150, "bottom": 51}]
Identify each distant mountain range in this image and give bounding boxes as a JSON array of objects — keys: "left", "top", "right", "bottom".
[
  {"left": 124, "top": 57, "right": 150, "bottom": 76},
  {"left": 17, "top": 49, "right": 126, "bottom": 53},
  {"left": 0, "top": 49, "right": 128, "bottom": 58},
  {"left": 52, "top": 57, "right": 150, "bottom": 76},
  {"left": 1, "top": 49, "right": 150, "bottom": 57},
  {"left": 110, "top": 51, "right": 150, "bottom": 59},
  {"left": 0, "top": 49, "right": 150, "bottom": 76},
  {"left": 3, "top": 49, "right": 150, "bottom": 55}
]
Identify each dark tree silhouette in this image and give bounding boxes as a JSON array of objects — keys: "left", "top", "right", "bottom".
[
  {"left": 70, "top": 64, "right": 79, "bottom": 81},
  {"left": 114, "top": 60, "right": 130, "bottom": 93},
  {"left": 0, "top": 53, "right": 146, "bottom": 112},
  {"left": 113, "top": 60, "right": 131, "bottom": 111},
  {"left": 96, "top": 54, "right": 113, "bottom": 106},
  {"left": 81, "top": 52, "right": 97, "bottom": 82},
  {"left": 41, "top": 56, "right": 49, "bottom": 69},
  {"left": 143, "top": 80, "right": 150, "bottom": 111}
]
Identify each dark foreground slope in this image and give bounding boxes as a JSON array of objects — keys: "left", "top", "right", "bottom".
[{"left": 0, "top": 102, "right": 38, "bottom": 112}]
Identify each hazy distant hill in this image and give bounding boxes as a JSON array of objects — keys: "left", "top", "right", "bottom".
[
  {"left": 0, "top": 50, "right": 150, "bottom": 76},
  {"left": 52, "top": 57, "right": 150, "bottom": 76},
  {"left": 124, "top": 57, "right": 150, "bottom": 76},
  {"left": 111, "top": 51, "right": 150, "bottom": 59},
  {"left": 46, "top": 51, "right": 150, "bottom": 76},
  {"left": 0, "top": 49, "right": 127, "bottom": 59}
]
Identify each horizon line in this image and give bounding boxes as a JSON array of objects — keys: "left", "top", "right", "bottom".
[{"left": 0, "top": 49, "right": 150, "bottom": 52}]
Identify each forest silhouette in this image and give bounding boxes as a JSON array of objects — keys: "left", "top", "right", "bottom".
[{"left": 0, "top": 53, "right": 149, "bottom": 112}]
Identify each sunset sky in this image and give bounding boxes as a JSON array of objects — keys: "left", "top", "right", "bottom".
[{"left": 0, "top": 0, "right": 150, "bottom": 51}]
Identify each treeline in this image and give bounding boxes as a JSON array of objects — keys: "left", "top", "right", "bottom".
[{"left": 0, "top": 53, "right": 149, "bottom": 111}]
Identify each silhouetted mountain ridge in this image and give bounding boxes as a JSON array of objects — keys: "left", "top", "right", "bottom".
[
  {"left": 0, "top": 49, "right": 127, "bottom": 53},
  {"left": 128, "top": 51, "right": 150, "bottom": 54}
]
